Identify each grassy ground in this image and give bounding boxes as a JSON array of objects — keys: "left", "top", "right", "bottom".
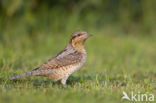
[{"left": 0, "top": 29, "right": 156, "bottom": 103}]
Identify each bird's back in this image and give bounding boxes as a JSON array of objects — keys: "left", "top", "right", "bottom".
[{"left": 37, "top": 47, "right": 86, "bottom": 81}]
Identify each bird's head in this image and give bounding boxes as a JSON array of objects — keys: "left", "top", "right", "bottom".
[{"left": 69, "top": 30, "right": 92, "bottom": 51}]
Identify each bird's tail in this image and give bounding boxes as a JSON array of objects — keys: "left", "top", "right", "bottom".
[
  {"left": 10, "top": 69, "right": 55, "bottom": 80},
  {"left": 10, "top": 71, "right": 38, "bottom": 80}
]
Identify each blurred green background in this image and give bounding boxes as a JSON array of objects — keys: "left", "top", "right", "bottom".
[
  {"left": 0, "top": 0, "right": 156, "bottom": 37},
  {"left": 0, "top": 0, "right": 156, "bottom": 103}
]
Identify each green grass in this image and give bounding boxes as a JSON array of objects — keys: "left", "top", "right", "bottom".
[{"left": 0, "top": 29, "right": 156, "bottom": 103}]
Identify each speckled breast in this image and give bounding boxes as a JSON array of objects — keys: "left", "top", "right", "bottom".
[{"left": 47, "top": 55, "right": 86, "bottom": 81}]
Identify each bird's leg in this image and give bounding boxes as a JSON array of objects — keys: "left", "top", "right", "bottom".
[{"left": 61, "top": 75, "right": 69, "bottom": 85}]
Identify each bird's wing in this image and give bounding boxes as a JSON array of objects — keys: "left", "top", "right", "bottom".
[{"left": 37, "top": 50, "right": 83, "bottom": 70}]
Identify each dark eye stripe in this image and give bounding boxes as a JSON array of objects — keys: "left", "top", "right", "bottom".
[
  {"left": 71, "top": 35, "right": 77, "bottom": 40},
  {"left": 71, "top": 33, "right": 82, "bottom": 40}
]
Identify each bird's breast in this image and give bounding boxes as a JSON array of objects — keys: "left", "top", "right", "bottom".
[
  {"left": 47, "top": 53, "right": 86, "bottom": 81},
  {"left": 67, "top": 53, "right": 86, "bottom": 74}
]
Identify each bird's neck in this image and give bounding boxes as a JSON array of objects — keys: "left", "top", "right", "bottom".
[{"left": 68, "top": 42, "right": 86, "bottom": 53}]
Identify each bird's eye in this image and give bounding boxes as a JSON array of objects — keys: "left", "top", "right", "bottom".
[{"left": 77, "top": 34, "right": 81, "bottom": 36}]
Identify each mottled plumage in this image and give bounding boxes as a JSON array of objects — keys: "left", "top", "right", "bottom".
[{"left": 10, "top": 30, "right": 92, "bottom": 85}]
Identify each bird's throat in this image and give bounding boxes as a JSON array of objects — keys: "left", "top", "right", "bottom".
[{"left": 72, "top": 41, "right": 85, "bottom": 52}]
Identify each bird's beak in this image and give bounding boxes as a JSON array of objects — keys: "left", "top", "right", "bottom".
[{"left": 87, "top": 34, "right": 92, "bottom": 37}]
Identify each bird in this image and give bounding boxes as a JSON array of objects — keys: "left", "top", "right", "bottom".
[{"left": 10, "top": 30, "right": 92, "bottom": 85}]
